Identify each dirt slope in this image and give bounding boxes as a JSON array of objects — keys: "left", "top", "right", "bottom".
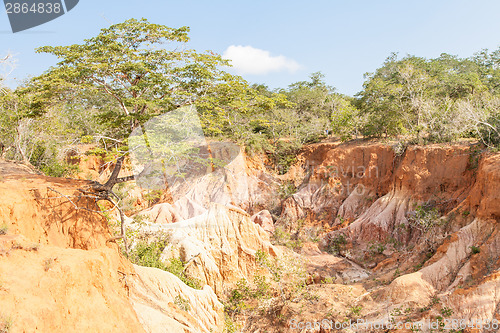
[{"left": 0, "top": 160, "right": 223, "bottom": 333}]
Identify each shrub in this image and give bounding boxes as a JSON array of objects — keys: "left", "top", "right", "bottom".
[
  {"left": 272, "top": 140, "right": 301, "bottom": 175},
  {"left": 326, "top": 234, "right": 347, "bottom": 255},
  {"left": 174, "top": 295, "right": 191, "bottom": 312},
  {"left": 40, "top": 161, "right": 79, "bottom": 177},
  {"left": 349, "top": 305, "right": 362, "bottom": 318},
  {"left": 30, "top": 142, "right": 79, "bottom": 177},
  {"left": 129, "top": 239, "right": 202, "bottom": 289},
  {"left": 226, "top": 279, "right": 251, "bottom": 315},
  {"left": 440, "top": 306, "right": 453, "bottom": 317},
  {"left": 278, "top": 181, "right": 296, "bottom": 199},
  {"left": 272, "top": 226, "right": 303, "bottom": 251},
  {"left": 407, "top": 204, "right": 440, "bottom": 232},
  {"left": 368, "top": 242, "right": 386, "bottom": 255},
  {"left": 0, "top": 315, "right": 13, "bottom": 333},
  {"left": 470, "top": 246, "right": 481, "bottom": 254},
  {"left": 130, "top": 240, "right": 168, "bottom": 270}
]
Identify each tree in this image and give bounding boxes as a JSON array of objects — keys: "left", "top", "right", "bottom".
[
  {"left": 28, "top": 18, "right": 238, "bottom": 135},
  {"left": 356, "top": 51, "right": 499, "bottom": 142}
]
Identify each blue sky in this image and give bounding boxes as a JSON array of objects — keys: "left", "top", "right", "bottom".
[{"left": 2, "top": 0, "right": 500, "bottom": 96}]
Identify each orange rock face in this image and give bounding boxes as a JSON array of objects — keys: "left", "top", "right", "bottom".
[{"left": 0, "top": 161, "right": 223, "bottom": 333}]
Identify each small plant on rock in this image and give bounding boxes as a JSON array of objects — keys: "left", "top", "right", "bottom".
[
  {"left": 470, "top": 245, "right": 481, "bottom": 254},
  {"left": 174, "top": 295, "right": 191, "bottom": 312},
  {"left": 0, "top": 225, "right": 8, "bottom": 235},
  {"left": 0, "top": 315, "right": 13, "bottom": 333}
]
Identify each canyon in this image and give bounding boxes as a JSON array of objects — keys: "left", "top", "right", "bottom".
[{"left": 0, "top": 140, "right": 499, "bottom": 332}]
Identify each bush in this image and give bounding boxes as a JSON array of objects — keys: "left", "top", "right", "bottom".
[
  {"left": 174, "top": 295, "right": 191, "bottom": 312},
  {"left": 272, "top": 140, "right": 301, "bottom": 175},
  {"left": 29, "top": 142, "right": 79, "bottom": 177},
  {"left": 407, "top": 204, "right": 440, "bottom": 232},
  {"left": 272, "top": 226, "right": 303, "bottom": 251},
  {"left": 0, "top": 315, "right": 13, "bottom": 333},
  {"left": 278, "top": 181, "right": 296, "bottom": 199},
  {"left": 327, "top": 234, "right": 347, "bottom": 255},
  {"left": 40, "top": 161, "right": 79, "bottom": 177},
  {"left": 130, "top": 240, "right": 167, "bottom": 269},
  {"left": 470, "top": 246, "right": 481, "bottom": 254},
  {"left": 129, "top": 239, "right": 202, "bottom": 289},
  {"left": 244, "top": 133, "right": 273, "bottom": 156}
]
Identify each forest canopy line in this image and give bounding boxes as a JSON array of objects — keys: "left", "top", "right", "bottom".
[{"left": 0, "top": 18, "right": 499, "bottom": 176}]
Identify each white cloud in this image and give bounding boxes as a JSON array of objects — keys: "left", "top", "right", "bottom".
[{"left": 223, "top": 45, "right": 301, "bottom": 75}]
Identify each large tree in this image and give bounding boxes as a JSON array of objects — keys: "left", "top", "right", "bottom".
[{"left": 27, "top": 18, "right": 240, "bottom": 135}]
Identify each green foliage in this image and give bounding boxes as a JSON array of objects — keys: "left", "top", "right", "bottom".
[
  {"left": 43, "top": 258, "right": 54, "bottom": 271},
  {"left": 226, "top": 274, "right": 271, "bottom": 311},
  {"left": 431, "top": 295, "right": 441, "bottom": 305},
  {"left": 407, "top": 204, "right": 440, "bottom": 232},
  {"left": 368, "top": 242, "right": 386, "bottom": 255},
  {"left": 129, "top": 239, "right": 202, "bottom": 289},
  {"left": 223, "top": 314, "right": 240, "bottom": 333},
  {"left": 348, "top": 305, "right": 362, "bottom": 318},
  {"left": 326, "top": 233, "right": 347, "bottom": 255},
  {"left": 393, "top": 268, "right": 401, "bottom": 279},
  {"left": 440, "top": 306, "right": 453, "bottom": 318},
  {"left": 392, "top": 140, "right": 408, "bottom": 157},
  {"left": 29, "top": 18, "right": 288, "bottom": 141},
  {"left": 278, "top": 181, "right": 297, "bottom": 199},
  {"left": 467, "top": 145, "right": 482, "bottom": 170},
  {"left": 470, "top": 245, "right": 481, "bottom": 254},
  {"left": 28, "top": 142, "right": 78, "bottom": 177},
  {"left": 253, "top": 275, "right": 270, "bottom": 298},
  {"left": 244, "top": 133, "right": 273, "bottom": 156},
  {"left": 174, "top": 295, "right": 191, "bottom": 312},
  {"left": 255, "top": 250, "right": 281, "bottom": 283},
  {"left": 130, "top": 239, "right": 168, "bottom": 270},
  {"left": 226, "top": 279, "right": 251, "bottom": 315},
  {"left": 356, "top": 50, "right": 500, "bottom": 144},
  {"left": 85, "top": 147, "right": 108, "bottom": 157},
  {"left": 143, "top": 190, "right": 163, "bottom": 206},
  {"left": 0, "top": 225, "right": 7, "bottom": 235},
  {"left": 330, "top": 96, "right": 364, "bottom": 141},
  {"left": 272, "top": 140, "right": 301, "bottom": 175},
  {"left": 272, "top": 226, "right": 303, "bottom": 251},
  {"left": 0, "top": 314, "right": 13, "bottom": 333}
]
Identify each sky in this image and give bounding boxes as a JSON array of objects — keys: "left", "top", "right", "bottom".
[{"left": 1, "top": 0, "right": 500, "bottom": 96}]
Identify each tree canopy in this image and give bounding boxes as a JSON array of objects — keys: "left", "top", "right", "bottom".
[
  {"left": 356, "top": 51, "right": 500, "bottom": 144},
  {"left": 2, "top": 19, "right": 500, "bottom": 179},
  {"left": 28, "top": 18, "right": 248, "bottom": 134}
]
